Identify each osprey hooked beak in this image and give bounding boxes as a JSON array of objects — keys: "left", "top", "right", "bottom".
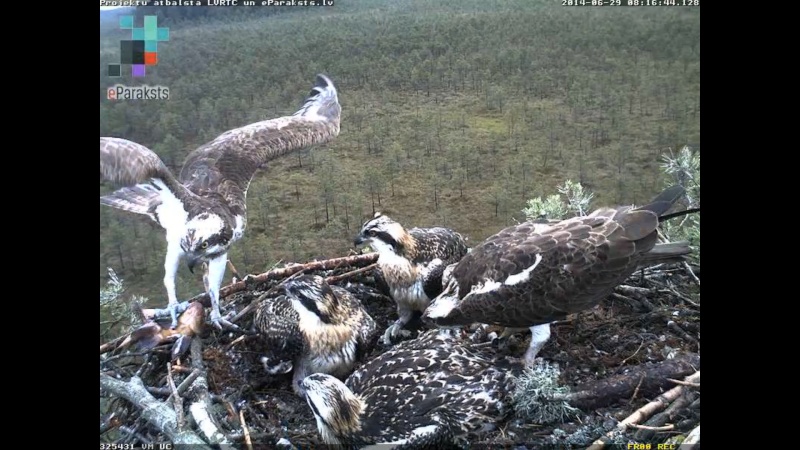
[
  {"left": 353, "top": 235, "right": 365, "bottom": 246},
  {"left": 186, "top": 256, "right": 201, "bottom": 274}
]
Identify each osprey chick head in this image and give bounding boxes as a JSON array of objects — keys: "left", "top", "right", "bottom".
[
  {"left": 353, "top": 212, "right": 411, "bottom": 255},
  {"left": 181, "top": 211, "right": 234, "bottom": 273},
  {"left": 302, "top": 373, "right": 363, "bottom": 445},
  {"left": 284, "top": 275, "right": 341, "bottom": 323}
]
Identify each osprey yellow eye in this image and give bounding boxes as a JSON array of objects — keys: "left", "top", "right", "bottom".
[{"left": 201, "top": 242, "right": 208, "bottom": 249}]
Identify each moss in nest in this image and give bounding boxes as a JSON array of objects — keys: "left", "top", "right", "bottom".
[{"left": 512, "top": 361, "right": 580, "bottom": 425}]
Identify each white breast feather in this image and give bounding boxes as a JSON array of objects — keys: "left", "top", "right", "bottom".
[
  {"left": 233, "top": 215, "right": 245, "bottom": 241},
  {"left": 384, "top": 254, "right": 444, "bottom": 309},
  {"left": 149, "top": 179, "right": 188, "bottom": 237}
]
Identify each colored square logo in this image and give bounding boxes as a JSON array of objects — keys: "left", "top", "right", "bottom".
[
  {"left": 110, "top": 16, "right": 169, "bottom": 78},
  {"left": 108, "top": 64, "right": 121, "bottom": 77},
  {"left": 119, "top": 15, "right": 134, "bottom": 29}
]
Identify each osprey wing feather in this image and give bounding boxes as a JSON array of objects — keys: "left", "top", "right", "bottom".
[
  {"left": 179, "top": 74, "right": 341, "bottom": 217},
  {"left": 100, "top": 74, "right": 342, "bottom": 330},
  {"left": 424, "top": 185, "right": 692, "bottom": 366},
  {"left": 100, "top": 137, "right": 195, "bottom": 231}
]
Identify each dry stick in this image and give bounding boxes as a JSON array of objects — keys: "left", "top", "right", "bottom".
[
  {"left": 150, "top": 369, "right": 202, "bottom": 397},
  {"left": 634, "top": 390, "right": 695, "bottom": 442},
  {"left": 586, "top": 371, "right": 700, "bottom": 450},
  {"left": 549, "top": 353, "right": 700, "bottom": 410},
  {"left": 118, "top": 425, "right": 152, "bottom": 446},
  {"left": 628, "top": 424, "right": 675, "bottom": 432},
  {"left": 226, "top": 335, "right": 250, "bottom": 349},
  {"left": 620, "top": 340, "right": 646, "bottom": 367},
  {"left": 660, "top": 288, "right": 699, "bottom": 307},
  {"left": 239, "top": 409, "right": 253, "bottom": 450},
  {"left": 187, "top": 338, "right": 233, "bottom": 447},
  {"left": 99, "top": 373, "right": 212, "bottom": 447},
  {"left": 229, "top": 269, "right": 309, "bottom": 324},
  {"left": 100, "top": 334, "right": 128, "bottom": 355},
  {"left": 166, "top": 363, "right": 184, "bottom": 431},
  {"left": 667, "top": 378, "right": 700, "bottom": 388},
  {"left": 141, "top": 253, "right": 379, "bottom": 320},
  {"left": 683, "top": 261, "right": 700, "bottom": 286},
  {"left": 617, "top": 285, "right": 652, "bottom": 295},
  {"left": 183, "top": 253, "right": 379, "bottom": 310},
  {"left": 324, "top": 263, "right": 379, "bottom": 284},
  {"left": 628, "top": 375, "right": 645, "bottom": 404}
]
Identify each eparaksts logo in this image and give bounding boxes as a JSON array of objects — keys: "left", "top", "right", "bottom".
[{"left": 107, "top": 84, "right": 170, "bottom": 101}]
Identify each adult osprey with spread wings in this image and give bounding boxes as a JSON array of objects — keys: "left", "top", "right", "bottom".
[{"left": 100, "top": 74, "right": 341, "bottom": 329}]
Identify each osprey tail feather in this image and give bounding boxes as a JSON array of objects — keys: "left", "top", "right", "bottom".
[{"left": 639, "top": 241, "right": 691, "bottom": 266}]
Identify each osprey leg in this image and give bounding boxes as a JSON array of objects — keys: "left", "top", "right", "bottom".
[
  {"left": 524, "top": 323, "right": 552, "bottom": 367},
  {"left": 206, "top": 254, "right": 229, "bottom": 329},
  {"left": 383, "top": 305, "right": 415, "bottom": 345},
  {"left": 163, "top": 241, "right": 184, "bottom": 329}
]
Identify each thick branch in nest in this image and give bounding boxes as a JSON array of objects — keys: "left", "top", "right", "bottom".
[
  {"left": 99, "top": 373, "right": 212, "bottom": 447},
  {"left": 187, "top": 338, "right": 232, "bottom": 446},
  {"left": 556, "top": 352, "right": 700, "bottom": 410},
  {"left": 146, "top": 252, "right": 379, "bottom": 316},
  {"left": 586, "top": 370, "right": 700, "bottom": 450}
]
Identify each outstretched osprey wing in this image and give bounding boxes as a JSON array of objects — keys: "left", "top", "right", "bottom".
[
  {"left": 100, "top": 137, "right": 196, "bottom": 233},
  {"left": 178, "top": 74, "right": 341, "bottom": 218},
  {"left": 100, "top": 74, "right": 341, "bottom": 231}
]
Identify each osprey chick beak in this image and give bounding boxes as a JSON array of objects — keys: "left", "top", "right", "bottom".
[{"left": 353, "top": 235, "right": 365, "bottom": 246}]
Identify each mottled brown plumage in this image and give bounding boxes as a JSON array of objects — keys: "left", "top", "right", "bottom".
[
  {"left": 301, "top": 329, "right": 520, "bottom": 449},
  {"left": 354, "top": 212, "right": 469, "bottom": 345},
  {"left": 100, "top": 75, "right": 341, "bottom": 329},
  {"left": 254, "top": 275, "right": 378, "bottom": 397},
  {"left": 423, "top": 186, "right": 692, "bottom": 365}
]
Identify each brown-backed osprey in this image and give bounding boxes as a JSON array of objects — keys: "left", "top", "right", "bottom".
[
  {"left": 353, "top": 213, "right": 469, "bottom": 345},
  {"left": 423, "top": 185, "right": 693, "bottom": 366},
  {"left": 100, "top": 75, "right": 341, "bottom": 329},
  {"left": 254, "top": 275, "right": 378, "bottom": 396},
  {"left": 301, "top": 329, "right": 520, "bottom": 448}
]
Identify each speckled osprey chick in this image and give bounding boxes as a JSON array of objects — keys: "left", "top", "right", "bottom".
[
  {"left": 254, "top": 275, "right": 378, "bottom": 396},
  {"left": 354, "top": 212, "right": 469, "bottom": 345},
  {"left": 301, "top": 329, "right": 521, "bottom": 448}
]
